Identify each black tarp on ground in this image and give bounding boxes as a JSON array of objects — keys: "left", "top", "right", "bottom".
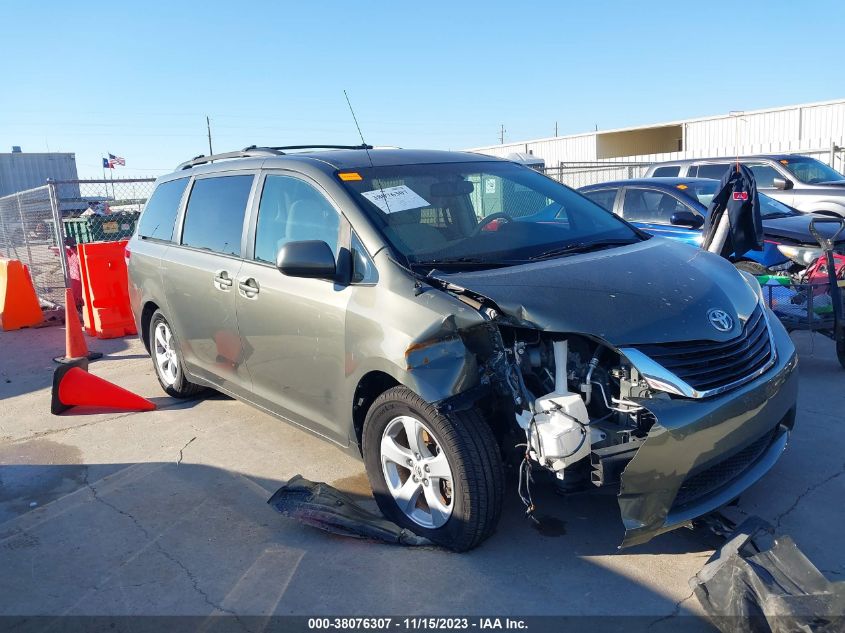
[
  {"left": 691, "top": 516, "right": 845, "bottom": 633},
  {"left": 267, "top": 475, "right": 432, "bottom": 546}
]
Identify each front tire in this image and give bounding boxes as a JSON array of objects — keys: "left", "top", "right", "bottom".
[
  {"left": 149, "top": 310, "right": 206, "bottom": 398},
  {"left": 734, "top": 260, "right": 768, "bottom": 276},
  {"left": 362, "top": 386, "right": 504, "bottom": 551}
]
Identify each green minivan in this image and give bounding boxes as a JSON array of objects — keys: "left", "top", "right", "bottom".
[{"left": 128, "top": 146, "right": 798, "bottom": 551}]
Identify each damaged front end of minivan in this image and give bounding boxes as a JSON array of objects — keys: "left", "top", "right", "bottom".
[{"left": 409, "top": 273, "right": 799, "bottom": 549}]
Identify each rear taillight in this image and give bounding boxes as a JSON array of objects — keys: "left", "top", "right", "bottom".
[{"left": 124, "top": 245, "right": 131, "bottom": 262}]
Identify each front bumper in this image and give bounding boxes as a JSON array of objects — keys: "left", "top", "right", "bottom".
[{"left": 618, "top": 311, "right": 799, "bottom": 548}]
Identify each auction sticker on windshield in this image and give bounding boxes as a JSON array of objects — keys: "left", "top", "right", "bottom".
[{"left": 361, "top": 185, "right": 430, "bottom": 213}]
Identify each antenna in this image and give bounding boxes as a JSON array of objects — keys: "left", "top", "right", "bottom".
[
  {"left": 343, "top": 90, "right": 392, "bottom": 214},
  {"left": 206, "top": 115, "right": 213, "bottom": 156},
  {"left": 344, "top": 90, "right": 377, "bottom": 169}
]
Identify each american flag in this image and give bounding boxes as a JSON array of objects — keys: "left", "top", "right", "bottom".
[{"left": 108, "top": 153, "right": 126, "bottom": 166}]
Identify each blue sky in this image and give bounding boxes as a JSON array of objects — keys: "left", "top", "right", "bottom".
[{"left": 1, "top": 1, "right": 843, "bottom": 178}]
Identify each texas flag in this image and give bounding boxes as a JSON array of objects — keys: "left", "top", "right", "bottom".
[{"left": 102, "top": 157, "right": 113, "bottom": 169}]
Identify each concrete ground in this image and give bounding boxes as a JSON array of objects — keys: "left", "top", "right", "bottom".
[{"left": 0, "top": 325, "right": 843, "bottom": 624}]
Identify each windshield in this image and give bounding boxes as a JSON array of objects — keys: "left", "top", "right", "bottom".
[
  {"left": 759, "top": 193, "right": 798, "bottom": 218},
  {"left": 340, "top": 161, "right": 641, "bottom": 268},
  {"left": 779, "top": 157, "right": 845, "bottom": 184},
  {"left": 676, "top": 181, "right": 718, "bottom": 207}
]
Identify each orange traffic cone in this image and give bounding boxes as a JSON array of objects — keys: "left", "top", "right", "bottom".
[
  {"left": 54, "top": 288, "right": 102, "bottom": 364},
  {"left": 51, "top": 357, "right": 156, "bottom": 415}
]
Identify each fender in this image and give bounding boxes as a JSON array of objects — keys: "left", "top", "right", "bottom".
[{"left": 795, "top": 200, "right": 845, "bottom": 218}]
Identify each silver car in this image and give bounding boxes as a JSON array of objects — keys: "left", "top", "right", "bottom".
[
  {"left": 645, "top": 154, "right": 845, "bottom": 217},
  {"left": 128, "top": 146, "right": 798, "bottom": 551}
]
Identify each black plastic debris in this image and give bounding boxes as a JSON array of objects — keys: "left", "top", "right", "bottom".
[
  {"left": 691, "top": 516, "right": 845, "bottom": 633},
  {"left": 267, "top": 475, "right": 433, "bottom": 546}
]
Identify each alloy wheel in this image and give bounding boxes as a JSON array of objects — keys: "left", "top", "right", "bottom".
[
  {"left": 380, "top": 415, "right": 454, "bottom": 528},
  {"left": 153, "top": 321, "right": 179, "bottom": 386}
]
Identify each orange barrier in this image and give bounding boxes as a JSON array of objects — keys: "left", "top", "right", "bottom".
[
  {"left": 0, "top": 257, "right": 42, "bottom": 331},
  {"left": 51, "top": 357, "right": 156, "bottom": 414},
  {"left": 75, "top": 243, "right": 94, "bottom": 333},
  {"left": 77, "top": 240, "right": 137, "bottom": 339}
]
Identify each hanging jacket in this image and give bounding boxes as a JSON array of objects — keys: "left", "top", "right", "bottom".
[{"left": 701, "top": 164, "right": 764, "bottom": 258}]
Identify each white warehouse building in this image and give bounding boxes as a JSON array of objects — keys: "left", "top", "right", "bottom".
[{"left": 468, "top": 98, "right": 845, "bottom": 186}]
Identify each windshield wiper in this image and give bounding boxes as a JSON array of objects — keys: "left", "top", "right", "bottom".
[
  {"left": 410, "top": 257, "right": 519, "bottom": 268},
  {"left": 528, "top": 238, "right": 639, "bottom": 261},
  {"left": 762, "top": 212, "right": 793, "bottom": 219},
  {"left": 413, "top": 256, "right": 486, "bottom": 265}
]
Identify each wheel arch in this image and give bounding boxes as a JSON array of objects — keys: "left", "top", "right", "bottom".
[
  {"left": 347, "top": 336, "right": 483, "bottom": 453},
  {"left": 795, "top": 199, "right": 845, "bottom": 217},
  {"left": 140, "top": 301, "right": 160, "bottom": 353},
  {"left": 351, "top": 370, "right": 400, "bottom": 453}
]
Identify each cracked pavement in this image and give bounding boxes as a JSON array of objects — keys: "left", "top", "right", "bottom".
[{"left": 0, "top": 326, "right": 842, "bottom": 622}]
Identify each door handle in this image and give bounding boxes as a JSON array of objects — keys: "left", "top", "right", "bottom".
[
  {"left": 214, "top": 270, "right": 233, "bottom": 291},
  {"left": 238, "top": 277, "right": 260, "bottom": 298}
]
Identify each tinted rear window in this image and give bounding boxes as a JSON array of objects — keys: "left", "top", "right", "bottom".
[
  {"left": 747, "top": 164, "right": 780, "bottom": 188},
  {"left": 695, "top": 164, "right": 731, "bottom": 180},
  {"left": 651, "top": 166, "right": 680, "bottom": 177},
  {"left": 181, "top": 175, "right": 254, "bottom": 256},
  {"left": 137, "top": 178, "right": 189, "bottom": 241}
]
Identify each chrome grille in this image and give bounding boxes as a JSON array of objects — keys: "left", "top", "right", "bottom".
[{"left": 634, "top": 305, "right": 772, "bottom": 394}]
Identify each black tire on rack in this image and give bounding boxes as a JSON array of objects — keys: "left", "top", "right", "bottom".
[{"left": 734, "top": 260, "right": 768, "bottom": 276}]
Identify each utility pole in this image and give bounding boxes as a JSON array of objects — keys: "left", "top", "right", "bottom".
[
  {"left": 499, "top": 124, "right": 506, "bottom": 145},
  {"left": 555, "top": 122, "right": 558, "bottom": 137},
  {"left": 206, "top": 116, "right": 213, "bottom": 156}
]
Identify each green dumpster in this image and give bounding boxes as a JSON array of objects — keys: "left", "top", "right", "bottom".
[{"left": 62, "top": 212, "right": 139, "bottom": 244}]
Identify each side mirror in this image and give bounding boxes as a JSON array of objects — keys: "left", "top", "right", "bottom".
[
  {"left": 276, "top": 240, "right": 336, "bottom": 280},
  {"left": 772, "top": 177, "right": 794, "bottom": 190},
  {"left": 670, "top": 210, "right": 705, "bottom": 229}
]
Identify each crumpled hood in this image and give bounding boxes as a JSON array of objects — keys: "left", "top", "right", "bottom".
[
  {"left": 764, "top": 213, "right": 845, "bottom": 245},
  {"left": 440, "top": 238, "right": 759, "bottom": 346}
]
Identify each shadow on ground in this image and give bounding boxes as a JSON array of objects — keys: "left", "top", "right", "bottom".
[
  {"left": 0, "top": 450, "right": 720, "bottom": 627},
  {"left": 0, "top": 326, "right": 132, "bottom": 400}
]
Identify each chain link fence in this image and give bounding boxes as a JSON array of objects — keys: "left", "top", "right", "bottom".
[
  {"left": 49, "top": 178, "right": 154, "bottom": 241},
  {"left": 50, "top": 178, "right": 156, "bottom": 300},
  {"left": 0, "top": 178, "right": 155, "bottom": 307},
  {"left": 542, "top": 162, "right": 650, "bottom": 188},
  {"left": 0, "top": 185, "right": 66, "bottom": 306}
]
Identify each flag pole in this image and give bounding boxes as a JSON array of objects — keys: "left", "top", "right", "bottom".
[
  {"left": 107, "top": 152, "right": 115, "bottom": 202},
  {"left": 102, "top": 157, "right": 109, "bottom": 199}
]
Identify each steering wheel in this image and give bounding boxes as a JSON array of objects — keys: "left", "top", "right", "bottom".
[{"left": 473, "top": 212, "right": 514, "bottom": 235}]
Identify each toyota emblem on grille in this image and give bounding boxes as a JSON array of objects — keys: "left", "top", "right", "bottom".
[{"left": 707, "top": 309, "right": 734, "bottom": 332}]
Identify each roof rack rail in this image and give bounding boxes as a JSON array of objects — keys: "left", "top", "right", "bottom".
[
  {"left": 244, "top": 144, "right": 373, "bottom": 152},
  {"left": 176, "top": 148, "right": 284, "bottom": 170}
]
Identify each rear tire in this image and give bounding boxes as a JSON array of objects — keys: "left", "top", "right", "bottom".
[
  {"left": 734, "top": 260, "right": 768, "bottom": 276},
  {"left": 149, "top": 310, "right": 206, "bottom": 398},
  {"left": 362, "top": 386, "right": 504, "bottom": 552}
]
